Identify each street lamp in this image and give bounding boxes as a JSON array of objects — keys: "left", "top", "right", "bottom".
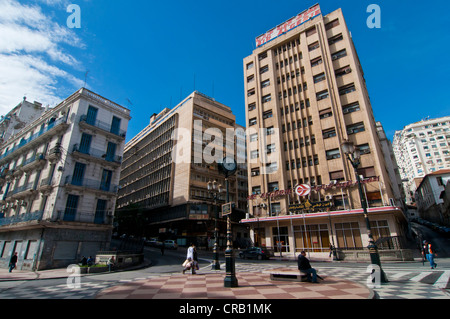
[
  {"left": 207, "top": 180, "right": 223, "bottom": 270},
  {"left": 341, "top": 140, "right": 388, "bottom": 283}
]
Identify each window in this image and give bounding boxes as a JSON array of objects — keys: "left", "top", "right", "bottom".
[
  {"left": 316, "top": 90, "right": 329, "bottom": 101},
  {"left": 100, "top": 169, "right": 113, "bottom": 191},
  {"left": 339, "top": 83, "right": 356, "bottom": 95},
  {"left": 72, "top": 162, "right": 86, "bottom": 186},
  {"left": 313, "top": 73, "right": 326, "bottom": 83},
  {"left": 94, "top": 199, "right": 107, "bottom": 224},
  {"left": 343, "top": 102, "right": 360, "bottom": 114},
  {"left": 335, "top": 222, "right": 362, "bottom": 249},
  {"left": 308, "top": 42, "right": 319, "bottom": 52},
  {"left": 267, "top": 143, "right": 276, "bottom": 153},
  {"left": 335, "top": 66, "right": 352, "bottom": 78},
  {"left": 250, "top": 150, "right": 259, "bottom": 159},
  {"left": 325, "top": 19, "right": 340, "bottom": 30},
  {"left": 251, "top": 168, "right": 260, "bottom": 177},
  {"left": 268, "top": 182, "right": 279, "bottom": 192},
  {"left": 332, "top": 49, "right": 347, "bottom": 61},
  {"left": 249, "top": 133, "right": 258, "bottom": 142},
  {"left": 347, "top": 122, "right": 365, "bottom": 135},
  {"left": 246, "top": 62, "right": 254, "bottom": 70},
  {"left": 258, "top": 51, "right": 267, "bottom": 60},
  {"left": 305, "top": 27, "right": 317, "bottom": 37},
  {"left": 260, "top": 65, "right": 269, "bottom": 74},
  {"left": 326, "top": 149, "right": 341, "bottom": 160},
  {"left": 323, "top": 128, "right": 336, "bottom": 139},
  {"left": 262, "top": 94, "right": 272, "bottom": 103},
  {"left": 247, "top": 75, "right": 254, "bottom": 83},
  {"left": 248, "top": 102, "right": 256, "bottom": 111},
  {"left": 105, "top": 142, "right": 117, "bottom": 162},
  {"left": 86, "top": 106, "right": 98, "bottom": 125},
  {"left": 79, "top": 133, "right": 92, "bottom": 154},
  {"left": 252, "top": 186, "right": 261, "bottom": 195},
  {"left": 261, "top": 79, "right": 270, "bottom": 88},
  {"left": 266, "top": 126, "right": 275, "bottom": 135},
  {"left": 110, "top": 116, "right": 121, "bottom": 135},
  {"left": 319, "top": 108, "right": 332, "bottom": 119},
  {"left": 329, "top": 170, "right": 344, "bottom": 181},
  {"left": 357, "top": 166, "right": 376, "bottom": 178},
  {"left": 247, "top": 88, "right": 255, "bottom": 97},
  {"left": 311, "top": 57, "right": 322, "bottom": 67},
  {"left": 249, "top": 118, "right": 257, "bottom": 126},
  {"left": 357, "top": 143, "right": 370, "bottom": 154},
  {"left": 328, "top": 33, "right": 343, "bottom": 45},
  {"left": 263, "top": 110, "right": 273, "bottom": 119},
  {"left": 64, "top": 194, "right": 79, "bottom": 221}
]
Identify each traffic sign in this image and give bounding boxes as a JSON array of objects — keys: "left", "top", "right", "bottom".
[
  {"left": 295, "top": 184, "right": 311, "bottom": 197},
  {"left": 222, "top": 202, "right": 233, "bottom": 216}
]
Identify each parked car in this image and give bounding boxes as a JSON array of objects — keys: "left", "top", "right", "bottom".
[
  {"left": 163, "top": 240, "right": 178, "bottom": 250},
  {"left": 239, "top": 247, "right": 272, "bottom": 260}
]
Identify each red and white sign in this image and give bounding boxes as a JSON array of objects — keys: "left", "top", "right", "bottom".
[
  {"left": 256, "top": 4, "right": 321, "bottom": 47},
  {"left": 295, "top": 184, "right": 311, "bottom": 197}
]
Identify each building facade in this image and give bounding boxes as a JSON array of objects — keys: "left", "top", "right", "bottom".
[
  {"left": 393, "top": 116, "right": 450, "bottom": 205},
  {"left": 415, "top": 170, "right": 450, "bottom": 226},
  {"left": 117, "top": 91, "right": 249, "bottom": 248},
  {"left": 0, "top": 88, "right": 130, "bottom": 270},
  {"left": 242, "top": 5, "right": 409, "bottom": 260}
]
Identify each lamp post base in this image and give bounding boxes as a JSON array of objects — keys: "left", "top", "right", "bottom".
[
  {"left": 224, "top": 250, "right": 238, "bottom": 288},
  {"left": 368, "top": 245, "right": 388, "bottom": 283}
]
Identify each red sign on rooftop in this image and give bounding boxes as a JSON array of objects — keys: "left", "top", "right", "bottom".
[{"left": 255, "top": 4, "right": 321, "bottom": 48}]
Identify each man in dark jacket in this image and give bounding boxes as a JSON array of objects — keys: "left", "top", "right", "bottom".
[
  {"left": 9, "top": 252, "right": 18, "bottom": 273},
  {"left": 298, "top": 251, "right": 318, "bottom": 283}
]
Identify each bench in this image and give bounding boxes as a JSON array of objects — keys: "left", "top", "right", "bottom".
[{"left": 264, "top": 267, "right": 322, "bottom": 282}]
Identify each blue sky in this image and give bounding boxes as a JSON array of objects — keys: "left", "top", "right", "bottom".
[{"left": 0, "top": 0, "right": 449, "bottom": 142}]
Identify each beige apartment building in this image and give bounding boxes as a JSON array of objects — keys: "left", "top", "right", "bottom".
[
  {"left": 117, "top": 91, "right": 249, "bottom": 248},
  {"left": 242, "top": 5, "right": 409, "bottom": 260}
]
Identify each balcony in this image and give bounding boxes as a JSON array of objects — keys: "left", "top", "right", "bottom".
[
  {"left": 5, "top": 182, "right": 37, "bottom": 200},
  {"left": 64, "top": 175, "right": 118, "bottom": 194},
  {"left": 0, "top": 211, "right": 44, "bottom": 227},
  {"left": 79, "top": 115, "right": 126, "bottom": 141},
  {"left": 0, "top": 117, "right": 69, "bottom": 165},
  {"left": 20, "top": 154, "right": 47, "bottom": 172},
  {"left": 72, "top": 144, "right": 122, "bottom": 168},
  {"left": 55, "top": 210, "right": 112, "bottom": 225}
]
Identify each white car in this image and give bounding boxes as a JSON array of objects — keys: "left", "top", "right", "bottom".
[{"left": 164, "top": 240, "right": 178, "bottom": 250}]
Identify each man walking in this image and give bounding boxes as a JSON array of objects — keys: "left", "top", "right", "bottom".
[
  {"left": 297, "top": 251, "right": 319, "bottom": 283},
  {"left": 422, "top": 240, "right": 437, "bottom": 269},
  {"left": 9, "top": 252, "right": 18, "bottom": 273}
]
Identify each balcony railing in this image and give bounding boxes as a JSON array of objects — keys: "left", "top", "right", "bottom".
[
  {"left": 56, "top": 210, "right": 112, "bottom": 225},
  {"left": 65, "top": 175, "right": 118, "bottom": 193},
  {"left": 0, "top": 211, "right": 44, "bottom": 226},
  {"left": 79, "top": 115, "right": 126, "bottom": 138},
  {"left": 72, "top": 144, "right": 122, "bottom": 163},
  {"left": 5, "top": 182, "right": 35, "bottom": 198},
  {"left": 0, "top": 117, "right": 67, "bottom": 162}
]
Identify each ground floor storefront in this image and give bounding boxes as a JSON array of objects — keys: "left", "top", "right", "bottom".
[{"left": 241, "top": 206, "right": 413, "bottom": 261}]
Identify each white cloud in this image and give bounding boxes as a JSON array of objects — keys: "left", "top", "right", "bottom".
[{"left": 0, "top": 0, "right": 85, "bottom": 114}]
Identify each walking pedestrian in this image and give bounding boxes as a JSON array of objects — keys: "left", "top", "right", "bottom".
[
  {"left": 160, "top": 241, "right": 165, "bottom": 256},
  {"left": 107, "top": 256, "right": 115, "bottom": 272},
  {"left": 8, "top": 252, "right": 18, "bottom": 273},
  {"left": 297, "top": 251, "right": 322, "bottom": 283},
  {"left": 422, "top": 240, "right": 437, "bottom": 269}
]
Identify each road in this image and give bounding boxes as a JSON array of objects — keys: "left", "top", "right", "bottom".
[{"left": 0, "top": 244, "right": 449, "bottom": 299}]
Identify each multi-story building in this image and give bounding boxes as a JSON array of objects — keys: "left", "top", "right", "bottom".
[
  {"left": 117, "top": 91, "right": 248, "bottom": 247},
  {"left": 415, "top": 169, "right": 450, "bottom": 226},
  {"left": 0, "top": 97, "right": 46, "bottom": 144},
  {"left": 0, "top": 88, "right": 130, "bottom": 270},
  {"left": 393, "top": 116, "right": 450, "bottom": 205},
  {"left": 242, "top": 4, "right": 409, "bottom": 260}
]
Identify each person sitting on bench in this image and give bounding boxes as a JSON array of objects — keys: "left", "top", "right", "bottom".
[{"left": 297, "top": 251, "right": 321, "bottom": 283}]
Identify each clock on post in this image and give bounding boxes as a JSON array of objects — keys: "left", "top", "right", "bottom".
[{"left": 218, "top": 156, "right": 237, "bottom": 177}]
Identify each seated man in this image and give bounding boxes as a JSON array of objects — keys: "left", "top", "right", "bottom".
[{"left": 297, "top": 251, "right": 319, "bottom": 283}]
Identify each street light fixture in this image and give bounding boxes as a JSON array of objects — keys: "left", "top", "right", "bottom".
[
  {"left": 207, "top": 180, "right": 223, "bottom": 270},
  {"left": 341, "top": 140, "right": 388, "bottom": 283}
]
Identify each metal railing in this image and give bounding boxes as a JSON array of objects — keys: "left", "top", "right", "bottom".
[
  {"left": 65, "top": 175, "right": 118, "bottom": 193},
  {"left": 79, "top": 115, "right": 126, "bottom": 138},
  {"left": 0, "top": 211, "right": 44, "bottom": 226}
]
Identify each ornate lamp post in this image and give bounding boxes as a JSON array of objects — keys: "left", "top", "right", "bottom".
[
  {"left": 207, "top": 179, "right": 223, "bottom": 270},
  {"left": 341, "top": 140, "right": 388, "bottom": 283},
  {"left": 219, "top": 157, "right": 238, "bottom": 288}
]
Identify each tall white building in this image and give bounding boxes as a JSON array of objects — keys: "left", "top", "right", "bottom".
[
  {"left": 0, "top": 88, "right": 130, "bottom": 270},
  {"left": 393, "top": 116, "right": 450, "bottom": 204}
]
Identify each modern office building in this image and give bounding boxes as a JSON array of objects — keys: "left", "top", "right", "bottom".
[
  {"left": 242, "top": 4, "right": 409, "bottom": 260},
  {"left": 393, "top": 116, "right": 450, "bottom": 205},
  {"left": 0, "top": 88, "right": 130, "bottom": 270},
  {"left": 117, "top": 91, "right": 249, "bottom": 248}
]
